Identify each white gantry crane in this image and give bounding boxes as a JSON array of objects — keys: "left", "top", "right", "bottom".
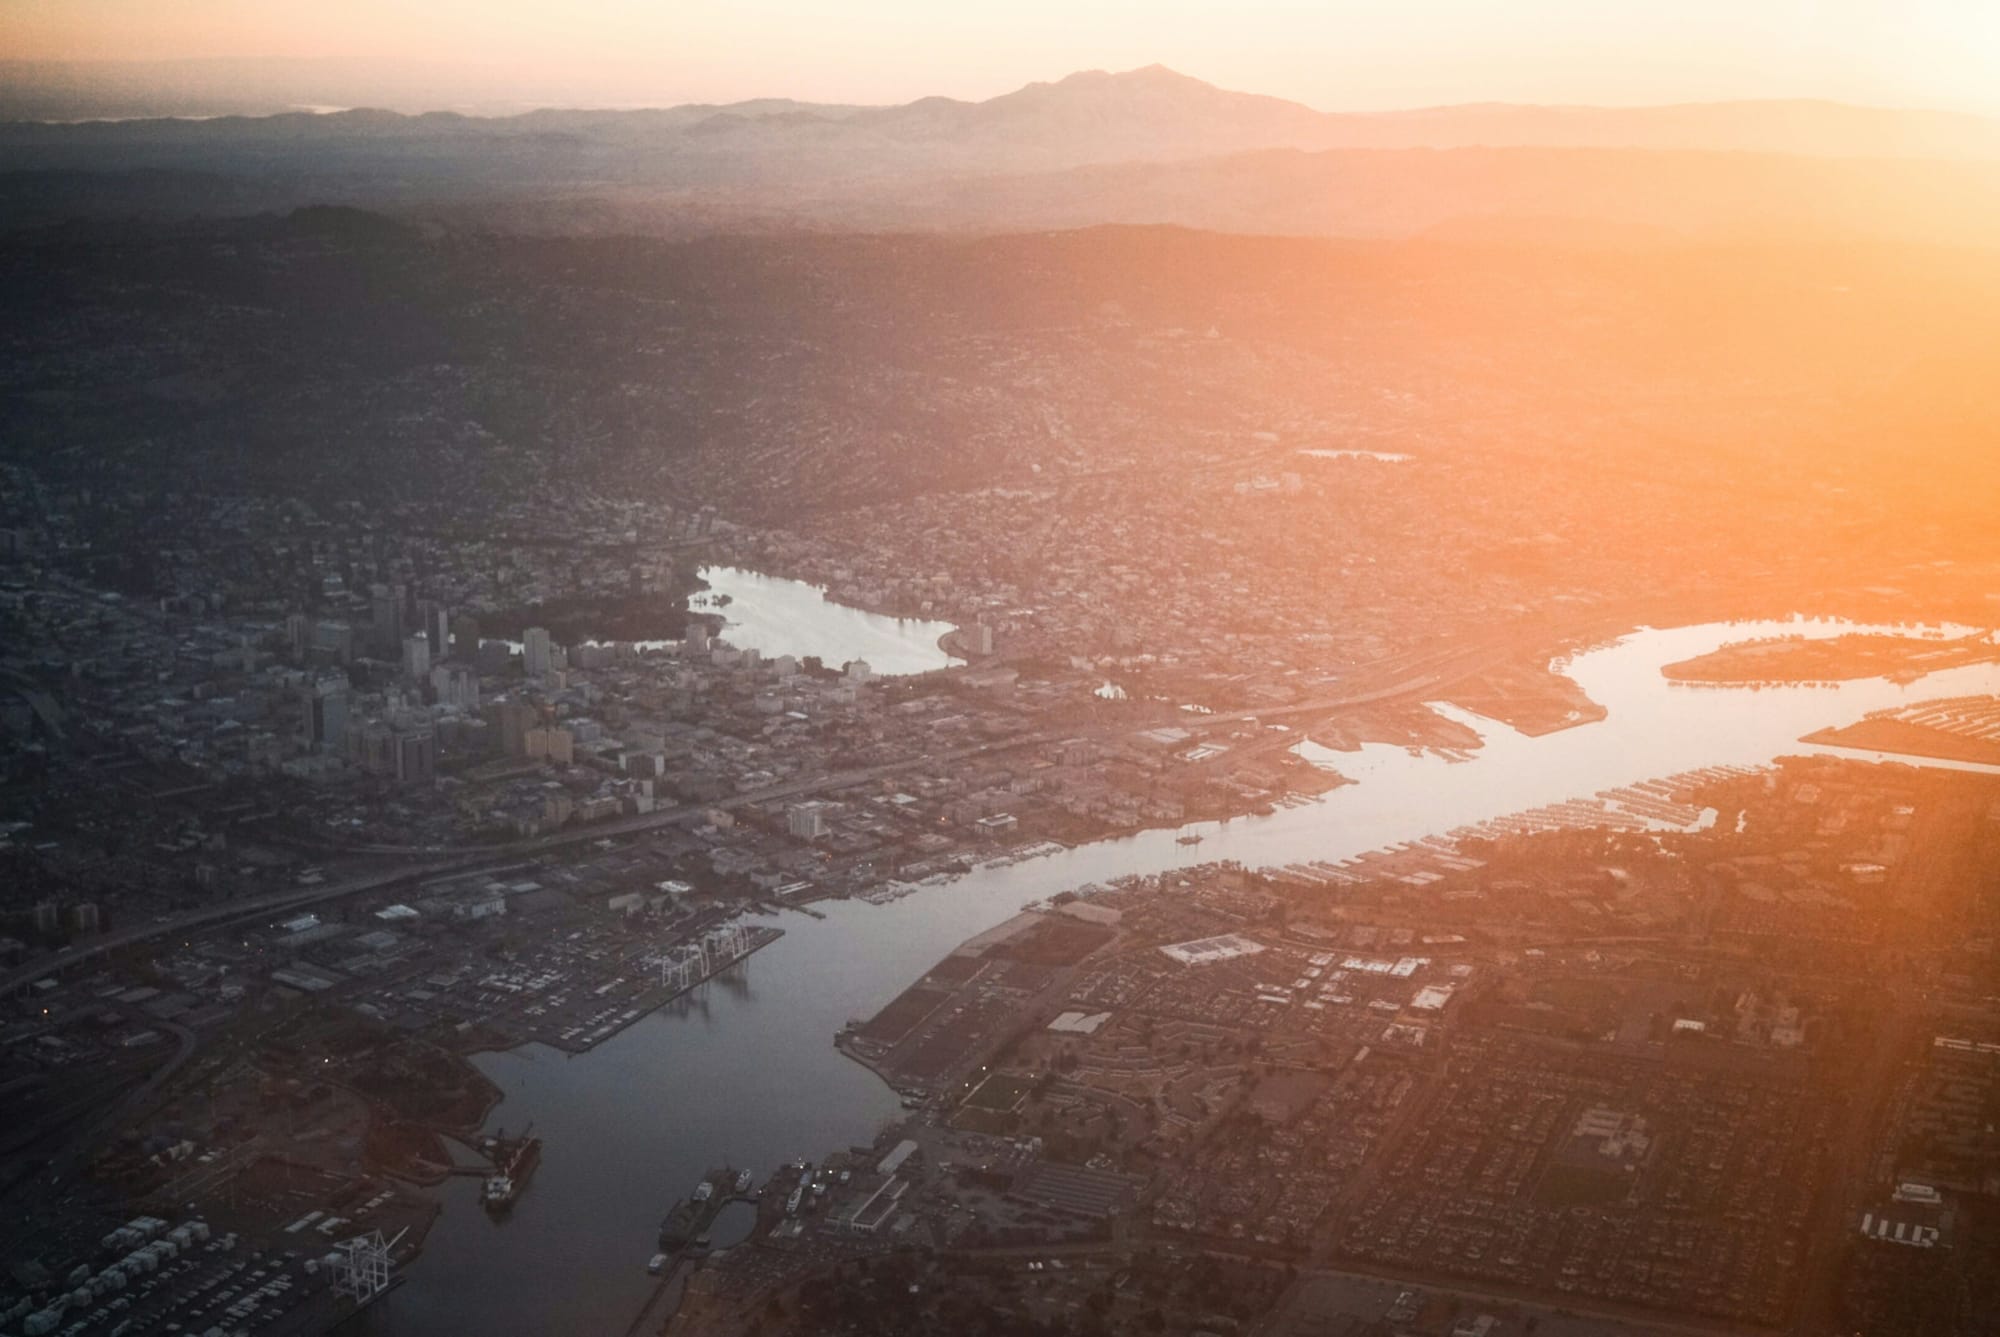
[
  {"left": 655, "top": 947, "right": 699, "bottom": 993},
  {"left": 653, "top": 921, "right": 754, "bottom": 992},
  {"left": 330, "top": 1226, "right": 406, "bottom": 1305},
  {"left": 703, "top": 922, "right": 750, "bottom": 971}
]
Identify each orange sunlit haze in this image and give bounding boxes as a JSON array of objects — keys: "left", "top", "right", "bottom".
[
  {"left": 2, "top": 7, "right": 1999, "bottom": 1337},
  {"left": 6, "top": 1, "right": 2000, "bottom": 111}
]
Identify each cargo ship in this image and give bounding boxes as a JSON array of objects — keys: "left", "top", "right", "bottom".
[{"left": 481, "top": 1127, "right": 542, "bottom": 1216}]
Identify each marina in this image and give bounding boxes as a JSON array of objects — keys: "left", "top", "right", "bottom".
[{"left": 657, "top": 1167, "right": 754, "bottom": 1251}]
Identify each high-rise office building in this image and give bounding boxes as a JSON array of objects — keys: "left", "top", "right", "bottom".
[
  {"left": 787, "top": 801, "right": 831, "bottom": 841},
  {"left": 402, "top": 632, "right": 432, "bottom": 682},
  {"left": 418, "top": 600, "right": 451, "bottom": 661},
  {"left": 523, "top": 626, "right": 554, "bottom": 678},
  {"left": 431, "top": 663, "right": 480, "bottom": 711},
  {"left": 299, "top": 676, "right": 350, "bottom": 752},
  {"left": 372, "top": 588, "right": 404, "bottom": 653},
  {"left": 312, "top": 620, "right": 355, "bottom": 663},
  {"left": 525, "top": 725, "right": 575, "bottom": 766},
  {"left": 318, "top": 685, "right": 349, "bottom": 755},
  {"left": 285, "top": 612, "right": 311, "bottom": 661},
  {"left": 355, "top": 720, "right": 434, "bottom": 784},
  {"left": 499, "top": 698, "right": 539, "bottom": 757},
  {"left": 393, "top": 728, "right": 436, "bottom": 784}
]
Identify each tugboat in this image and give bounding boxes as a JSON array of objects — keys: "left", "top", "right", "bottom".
[
  {"left": 482, "top": 1125, "right": 541, "bottom": 1216},
  {"left": 647, "top": 1253, "right": 669, "bottom": 1276},
  {"left": 733, "top": 1169, "right": 753, "bottom": 1195}
]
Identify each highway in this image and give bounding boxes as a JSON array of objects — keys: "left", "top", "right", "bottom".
[
  {"left": 1787, "top": 993, "right": 1920, "bottom": 1335},
  {"left": 267, "top": 606, "right": 1575, "bottom": 863},
  {"left": 0, "top": 610, "right": 1609, "bottom": 998},
  {"left": 922, "top": 1234, "right": 1764, "bottom": 1337},
  {"left": 0, "top": 858, "right": 473, "bottom": 996}
]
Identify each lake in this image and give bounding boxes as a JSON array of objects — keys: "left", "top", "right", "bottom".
[{"left": 692, "top": 566, "right": 961, "bottom": 676}]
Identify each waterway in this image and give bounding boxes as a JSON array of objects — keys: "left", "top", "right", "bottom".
[
  {"left": 363, "top": 613, "right": 2000, "bottom": 1336},
  {"left": 510, "top": 566, "right": 960, "bottom": 678},
  {"left": 692, "top": 566, "right": 960, "bottom": 676}
]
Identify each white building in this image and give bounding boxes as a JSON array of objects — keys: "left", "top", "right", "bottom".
[{"left": 786, "top": 801, "right": 831, "bottom": 841}]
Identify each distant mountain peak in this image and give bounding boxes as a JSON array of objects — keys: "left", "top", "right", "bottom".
[
  {"left": 1054, "top": 64, "right": 1207, "bottom": 87},
  {"left": 1015, "top": 65, "right": 1233, "bottom": 102}
]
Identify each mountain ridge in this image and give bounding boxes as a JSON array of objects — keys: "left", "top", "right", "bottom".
[
  {"left": 7, "top": 65, "right": 2000, "bottom": 242},
  {"left": 7, "top": 63, "right": 2000, "bottom": 160}
]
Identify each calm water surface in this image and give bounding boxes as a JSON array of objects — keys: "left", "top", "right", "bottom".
[
  {"left": 527, "top": 566, "right": 960, "bottom": 677},
  {"left": 367, "top": 614, "right": 2000, "bottom": 1335},
  {"left": 694, "top": 566, "right": 961, "bottom": 676}
]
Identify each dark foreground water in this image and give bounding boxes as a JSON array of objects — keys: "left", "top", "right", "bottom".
[{"left": 355, "top": 878, "right": 1050, "bottom": 1336}]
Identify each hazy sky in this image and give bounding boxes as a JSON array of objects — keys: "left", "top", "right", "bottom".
[{"left": 7, "top": 0, "right": 2000, "bottom": 113}]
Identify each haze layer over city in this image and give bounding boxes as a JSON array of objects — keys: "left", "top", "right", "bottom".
[{"left": 3, "top": 5, "right": 2000, "bottom": 1337}]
